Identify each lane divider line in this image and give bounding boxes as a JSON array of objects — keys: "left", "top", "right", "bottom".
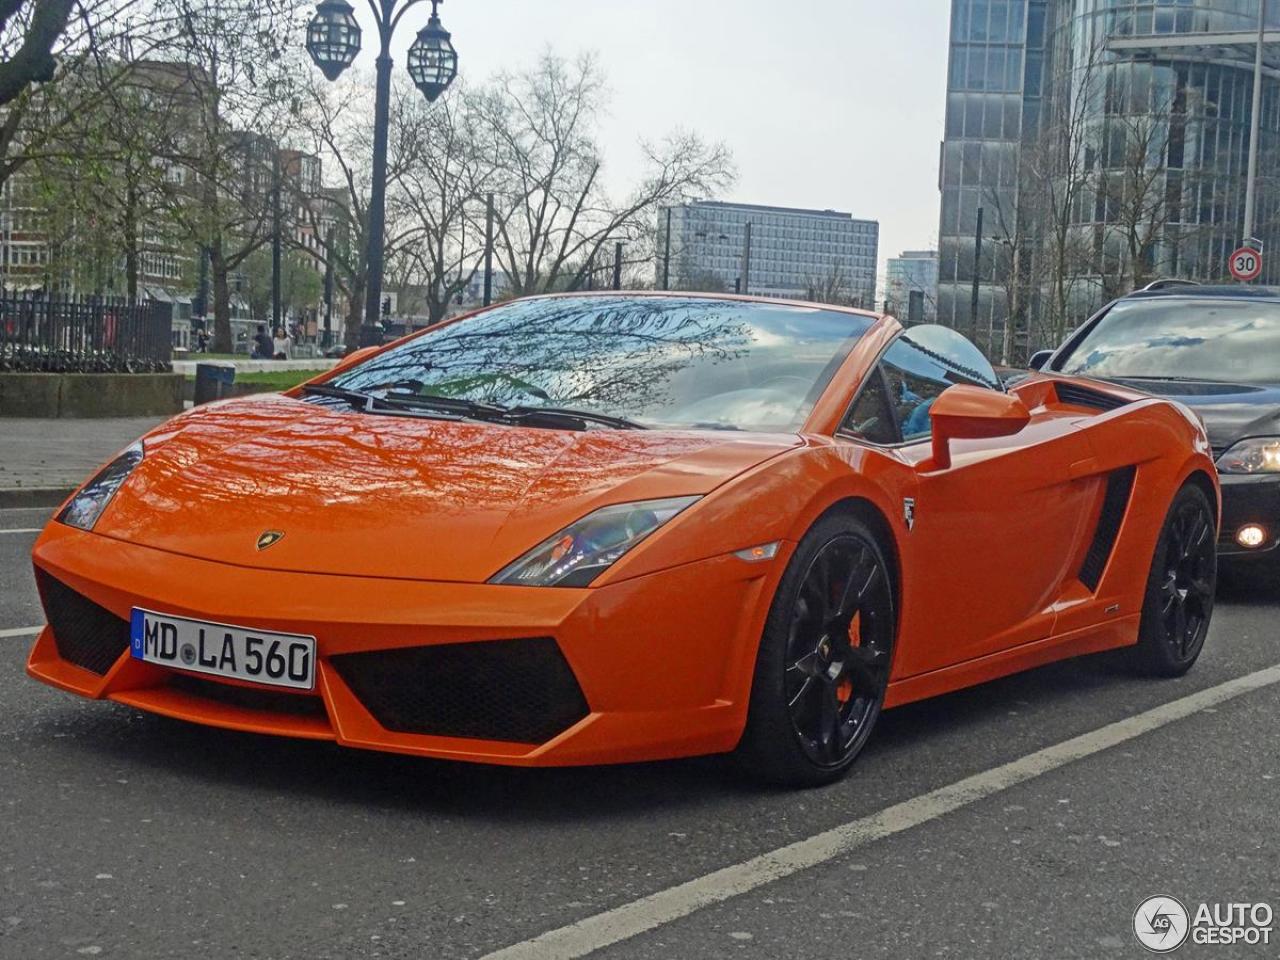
[
  {"left": 0, "top": 625, "right": 43, "bottom": 639},
  {"left": 0, "top": 528, "right": 41, "bottom": 534},
  {"left": 481, "top": 663, "right": 1280, "bottom": 960}
]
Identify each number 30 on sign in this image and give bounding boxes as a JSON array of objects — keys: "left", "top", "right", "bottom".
[{"left": 1230, "top": 247, "right": 1263, "bottom": 282}]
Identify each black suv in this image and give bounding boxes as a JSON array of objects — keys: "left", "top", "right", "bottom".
[{"left": 1032, "top": 284, "right": 1280, "bottom": 563}]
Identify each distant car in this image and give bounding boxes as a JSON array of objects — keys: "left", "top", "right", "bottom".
[
  {"left": 29, "top": 293, "right": 1218, "bottom": 786},
  {"left": 323, "top": 343, "right": 351, "bottom": 359},
  {"left": 1032, "top": 284, "right": 1280, "bottom": 563}
]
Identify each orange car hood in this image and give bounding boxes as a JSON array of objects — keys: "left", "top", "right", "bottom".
[{"left": 92, "top": 396, "right": 799, "bottom": 582}]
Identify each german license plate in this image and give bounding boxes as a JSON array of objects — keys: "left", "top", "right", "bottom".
[{"left": 130, "top": 608, "right": 316, "bottom": 690}]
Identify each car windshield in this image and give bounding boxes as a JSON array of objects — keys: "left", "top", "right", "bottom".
[
  {"left": 1054, "top": 297, "right": 1280, "bottom": 384},
  {"left": 327, "top": 295, "right": 874, "bottom": 432}
]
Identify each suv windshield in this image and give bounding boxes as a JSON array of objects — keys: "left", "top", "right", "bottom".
[
  {"left": 328, "top": 296, "right": 873, "bottom": 432},
  {"left": 1055, "top": 297, "right": 1280, "bottom": 384}
]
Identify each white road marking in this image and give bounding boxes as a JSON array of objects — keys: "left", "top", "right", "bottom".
[
  {"left": 0, "top": 625, "right": 43, "bottom": 639},
  {"left": 0, "top": 528, "right": 41, "bottom": 534},
  {"left": 482, "top": 663, "right": 1280, "bottom": 960}
]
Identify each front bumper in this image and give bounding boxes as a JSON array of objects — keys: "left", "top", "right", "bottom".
[
  {"left": 1217, "top": 473, "right": 1280, "bottom": 559},
  {"left": 27, "top": 523, "right": 785, "bottom": 766}
]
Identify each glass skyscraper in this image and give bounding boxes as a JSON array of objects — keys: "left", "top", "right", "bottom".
[{"left": 938, "top": 0, "right": 1280, "bottom": 356}]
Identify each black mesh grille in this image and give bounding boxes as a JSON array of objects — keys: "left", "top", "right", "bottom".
[
  {"left": 167, "top": 675, "right": 329, "bottom": 720},
  {"left": 1055, "top": 382, "right": 1130, "bottom": 412},
  {"left": 331, "top": 637, "right": 589, "bottom": 744},
  {"left": 1079, "top": 466, "right": 1137, "bottom": 591},
  {"left": 35, "top": 568, "right": 131, "bottom": 675}
]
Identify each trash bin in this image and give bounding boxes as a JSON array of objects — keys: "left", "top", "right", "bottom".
[{"left": 193, "top": 362, "right": 236, "bottom": 405}]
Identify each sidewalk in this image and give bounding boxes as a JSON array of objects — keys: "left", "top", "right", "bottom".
[
  {"left": 0, "top": 416, "right": 167, "bottom": 507},
  {"left": 171, "top": 357, "right": 339, "bottom": 375}
]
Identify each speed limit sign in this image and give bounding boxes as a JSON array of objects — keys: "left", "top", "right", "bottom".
[{"left": 1229, "top": 246, "right": 1263, "bottom": 282}]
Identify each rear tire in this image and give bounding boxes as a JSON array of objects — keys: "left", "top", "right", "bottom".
[
  {"left": 1127, "top": 484, "right": 1217, "bottom": 677},
  {"left": 736, "top": 512, "right": 895, "bottom": 787}
]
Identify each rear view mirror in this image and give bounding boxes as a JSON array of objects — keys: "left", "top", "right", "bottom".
[
  {"left": 929, "top": 385, "right": 1031, "bottom": 470},
  {"left": 1028, "top": 349, "right": 1053, "bottom": 371}
]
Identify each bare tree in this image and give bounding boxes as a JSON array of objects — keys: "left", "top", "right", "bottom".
[
  {"left": 290, "top": 72, "right": 427, "bottom": 347},
  {"left": 1006, "top": 40, "right": 1110, "bottom": 351},
  {"left": 0, "top": 0, "right": 205, "bottom": 188},
  {"left": 476, "top": 52, "right": 734, "bottom": 297},
  {"left": 394, "top": 81, "right": 496, "bottom": 323},
  {"left": 0, "top": 0, "right": 73, "bottom": 107},
  {"left": 146, "top": 0, "right": 308, "bottom": 351},
  {"left": 802, "top": 262, "right": 852, "bottom": 306},
  {"left": 26, "top": 59, "right": 209, "bottom": 297}
]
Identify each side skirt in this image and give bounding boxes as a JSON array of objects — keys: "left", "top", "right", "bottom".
[{"left": 883, "top": 614, "right": 1140, "bottom": 710}]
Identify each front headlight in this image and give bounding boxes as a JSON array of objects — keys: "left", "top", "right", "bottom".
[
  {"left": 490, "top": 496, "right": 701, "bottom": 587},
  {"left": 1217, "top": 437, "right": 1280, "bottom": 475},
  {"left": 56, "top": 441, "right": 144, "bottom": 530}
]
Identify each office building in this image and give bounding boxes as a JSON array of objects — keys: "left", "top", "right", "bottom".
[
  {"left": 660, "top": 200, "right": 879, "bottom": 308},
  {"left": 938, "top": 0, "right": 1280, "bottom": 356}
]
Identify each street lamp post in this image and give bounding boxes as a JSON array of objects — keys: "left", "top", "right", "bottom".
[
  {"left": 1244, "top": 0, "right": 1268, "bottom": 249},
  {"left": 306, "top": 0, "right": 458, "bottom": 346},
  {"left": 989, "top": 235, "right": 1020, "bottom": 365}
]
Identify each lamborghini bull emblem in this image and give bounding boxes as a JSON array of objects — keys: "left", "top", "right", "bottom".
[{"left": 256, "top": 530, "right": 285, "bottom": 551}]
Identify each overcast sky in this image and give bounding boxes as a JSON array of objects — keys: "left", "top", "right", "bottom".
[{"left": 349, "top": 0, "right": 953, "bottom": 294}]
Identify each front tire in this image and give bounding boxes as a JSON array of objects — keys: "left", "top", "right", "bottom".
[
  {"left": 1127, "top": 483, "right": 1217, "bottom": 677},
  {"left": 737, "top": 512, "right": 895, "bottom": 787}
]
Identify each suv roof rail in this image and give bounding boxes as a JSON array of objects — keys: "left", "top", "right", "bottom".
[{"left": 1138, "top": 278, "right": 1201, "bottom": 291}]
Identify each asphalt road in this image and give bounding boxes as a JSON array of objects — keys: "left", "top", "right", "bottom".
[{"left": 1, "top": 503, "right": 1277, "bottom": 960}]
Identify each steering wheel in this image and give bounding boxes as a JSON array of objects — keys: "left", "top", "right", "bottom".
[{"left": 850, "top": 415, "right": 880, "bottom": 437}]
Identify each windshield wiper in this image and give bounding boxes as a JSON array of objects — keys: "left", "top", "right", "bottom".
[
  {"left": 301, "top": 383, "right": 379, "bottom": 410},
  {"left": 382, "top": 391, "right": 509, "bottom": 417},
  {"left": 1111, "top": 375, "right": 1217, "bottom": 383},
  {"left": 503, "top": 406, "right": 647, "bottom": 430},
  {"left": 386, "top": 392, "right": 645, "bottom": 430},
  {"left": 302, "top": 384, "right": 464, "bottom": 420},
  {"left": 309, "top": 386, "right": 645, "bottom": 430}
]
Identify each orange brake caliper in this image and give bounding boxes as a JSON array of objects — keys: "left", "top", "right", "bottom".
[{"left": 838, "top": 612, "right": 861, "bottom": 704}]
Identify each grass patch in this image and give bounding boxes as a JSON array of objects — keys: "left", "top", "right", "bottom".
[{"left": 184, "top": 369, "right": 320, "bottom": 392}]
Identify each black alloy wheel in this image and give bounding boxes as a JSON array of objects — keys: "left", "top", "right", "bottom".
[
  {"left": 1130, "top": 483, "right": 1217, "bottom": 676},
  {"left": 738, "top": 513, "right": 895, "bottom": 786}
]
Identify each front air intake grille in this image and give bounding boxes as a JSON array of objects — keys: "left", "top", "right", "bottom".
[
  {"left": 1055, "top": 382, "right": 1131, "bottom": 412},
  {"left": 35, "top": 568, "right": 131, "bottom": 675},
  {"left": 331, "top": 637, "right": 590, "bottom": 744},
  {"left": 167, "top": 675, "right": 329, "bottom": 719},
  {"left": 1078, "top": 466, "right": 1137, "bottom": 591}
]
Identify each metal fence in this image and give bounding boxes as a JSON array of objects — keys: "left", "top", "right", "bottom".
[{"left": 0, "top": 290, "right": 172, "bottom": 373}]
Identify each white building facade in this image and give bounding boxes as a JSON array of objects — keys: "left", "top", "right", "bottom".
[{"left": 660, "top": 201, "right": 879, "bottom": 309}]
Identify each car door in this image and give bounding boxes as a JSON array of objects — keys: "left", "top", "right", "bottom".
[{"left": 843, "top": 330, "right": 1098, "bottom": 678}]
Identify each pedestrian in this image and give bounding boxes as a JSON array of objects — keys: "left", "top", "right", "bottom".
[
  {"left": 252, "top": 323, "right": 274, "bottom": 359},
  {"left": 272, "top": 325, "right": 292, "bottom": 360}
]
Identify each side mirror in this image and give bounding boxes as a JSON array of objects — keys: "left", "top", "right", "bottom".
[
  {"left": 1028, "top": 349, "right": 1053, "bottom": 371},
  {"left": 929, "top": 384, "right": 1032, "bottom": 470}
]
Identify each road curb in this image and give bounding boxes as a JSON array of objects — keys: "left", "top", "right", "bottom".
[{"left": 0, "top": 487, "right": 73, "bottom": 509}]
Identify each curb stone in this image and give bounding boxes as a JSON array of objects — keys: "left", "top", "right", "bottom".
[{"left": 0, "top": 487, "right": 74, "bottom": 509}]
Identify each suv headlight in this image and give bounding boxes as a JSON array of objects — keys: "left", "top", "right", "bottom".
[
  {"left": 1217, "top": 437, "right": 1280, "bottom": 475},
  {"left": 490, "top": 496, "right": 700, "bottom": 587},
  {"left": 56, "top": 441, "right": 144, "bottom": 530}
]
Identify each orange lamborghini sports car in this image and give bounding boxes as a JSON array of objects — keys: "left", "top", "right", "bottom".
[{"left": 28, "top": 293, "right": 1220, "bottom": 785}]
